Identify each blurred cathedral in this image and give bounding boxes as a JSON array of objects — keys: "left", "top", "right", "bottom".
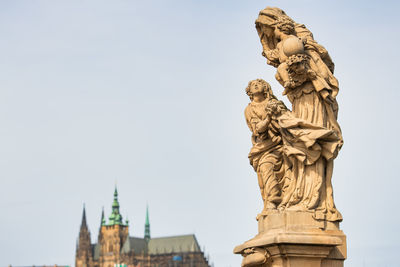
[{"left": 75, "top": 187, "right": 210, "bottom": 267}]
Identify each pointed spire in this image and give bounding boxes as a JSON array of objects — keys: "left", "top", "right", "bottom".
[
  {"left": 100, "top": 207, "right": 105, "bottom": 226},
  {"left": 77, "top": 203, "right": 91, "bottom": 255},
  {"left": 112, "top": 186, "right": 120, "bottom": 210},
  {"left": 80, "top": 203, "right": 88, "bottom": 229},
  {"left": 144, "top": 205, "right": 151, "bottom": 242},
  {"left": 114, "top": 185, "right": 118, "bottom": 199},
  {"left": 108, "top": 185, "right": 123, "bottom": 225},
  {"left": 145, "top": 205, "right": 150, "bottom": 225},
  {"left": 125, "top": 213, "right": 129, "bottom": 225},
  {"left": 97, "top": 206, "right": 105, "bottom": 242}
]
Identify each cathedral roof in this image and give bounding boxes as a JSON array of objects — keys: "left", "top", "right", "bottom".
[
  {"left": 121, "top": 237, "right": 148, "bottom": 254},
  {"left": 148, "top": 234, "right": 201, "bottom": 254},
  {"left": 115, "top": 234, "right": 202, "bottom": 256}
]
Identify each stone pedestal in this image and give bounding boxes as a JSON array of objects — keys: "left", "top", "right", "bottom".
[{"left": 234, "top": 211, "right": 346, "bottom": 267}]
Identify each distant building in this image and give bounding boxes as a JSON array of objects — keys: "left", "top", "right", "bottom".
[{"left": 75, "top": 187, "right": 210, "bottom": 267}]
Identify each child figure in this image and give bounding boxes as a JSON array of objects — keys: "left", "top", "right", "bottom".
[
  {"left": 244, "top": 79, "right": 284, "bottom": 213},
  {"left": 260, "top": 17, "right": 334, "bottom": 102},
  {"left": 261, "top": 17, "right": 316, "bottom": 93}
]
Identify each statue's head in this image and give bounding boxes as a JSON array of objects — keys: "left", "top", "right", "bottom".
[
  {"left": 246, "top": 79, "right": 275, "bottom": 101},
  {"left": 287, "top": 54, "right": 310, "bottom": 76},
  {"left": 255, "top": 8, "right": 295, "bottom": 39}
]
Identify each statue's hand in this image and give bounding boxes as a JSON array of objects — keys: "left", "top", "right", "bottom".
[
  {"left": 284, "top": 80, "right": 296, "bottom": 89},
  {"left": 256, "top": 118, "right": 271, "bottom": 134}
]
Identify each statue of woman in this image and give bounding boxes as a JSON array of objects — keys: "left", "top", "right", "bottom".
[
  {"left": 253, "top": 8, "right": 343, "bottom": 221},
  {"left": 255, "top": 7, "right": 342, "bottom": 141}
]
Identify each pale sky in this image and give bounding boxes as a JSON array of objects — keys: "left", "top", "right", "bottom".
[{"left": 0, "top": 1, "right": 399, "bottom": 266}]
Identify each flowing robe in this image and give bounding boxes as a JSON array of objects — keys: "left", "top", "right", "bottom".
[
  {"left": 281, "top": 79, "right": 343, "bottom": 221},
  {"left": 245, "top": 100, "right": 284, "bottom": 208}
]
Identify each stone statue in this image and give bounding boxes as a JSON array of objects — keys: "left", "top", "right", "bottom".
[
  {"left": 245, "top": 79, "right": 342, "bottom": 221},
  {"left": 234, "top": 7, "right": 347, "bottom": 267},
  {"left": 244, "top": 79, "right": 284, "bottom": 213},
  {"left": 245, "top": 7, "right": 344, "bottom": 222}
]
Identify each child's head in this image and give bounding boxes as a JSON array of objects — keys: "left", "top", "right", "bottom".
[
  {"left": 246, "top": 79, "right": 275, "bottom": 101},
  {"left": 287, "top": 54, "right": 310, "bottom": 76}
]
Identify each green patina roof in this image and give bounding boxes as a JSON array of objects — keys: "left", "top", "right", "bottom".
[
  {"left": 144, "top": 205, "right": 151, "bottom": 241},
  {"left": 145, "top": 205, "right": 150, "bottom": 225},
  {"left": 106, "top": 186, "right": 127, "bottom": 226}
]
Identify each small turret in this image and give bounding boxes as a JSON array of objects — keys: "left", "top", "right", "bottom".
[
  {"left": 100, "top": 207, "right": 105, "bottom": 226},
  {"left": 98, "top": 207, "right": 105, "bottom": 242},
  {"left": 144, "top": 205, "right": 151, "bottom": 242}
]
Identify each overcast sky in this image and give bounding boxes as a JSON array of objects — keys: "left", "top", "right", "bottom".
[{"left": 0, "top": 1, "right": 399, "bottom": 266}]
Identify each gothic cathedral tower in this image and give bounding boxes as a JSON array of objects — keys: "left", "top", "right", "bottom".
[
  {"left": 76, "top": 205, "right": 93, "bottom": 267},
  {"left": 98, "top": 187, "right": 129, "bottom": 267}
]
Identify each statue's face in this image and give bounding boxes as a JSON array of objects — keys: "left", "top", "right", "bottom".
[
  {"left": 292, "top": 62, "right": 306, "bottom": 74},
  {"left": 260, "top": 24, "right": 274, "bottom": 37},
  {"left": 250, "top": 82, "right": 264, "bottom": 96},
  {"left": 261, "top": 24, "right": 270, "bottom": 33},
  {"left": 274, "top": 28, "right": 285, "bottom": 41}
]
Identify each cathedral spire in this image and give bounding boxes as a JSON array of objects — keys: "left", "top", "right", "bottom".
[
  {"left": 76, "top": 204, "right": 92, "bottom": 267},
  {"left": 100, "top": 206, "right": 105, "bottom": 226},
  {"left": 98, "top": 206, "right": 105, "bottom": 242},
  {"left": 108, "top": 185, "right": 124, "bottom": 225},
  {"left": 77, "top": 204, "right": 91, "bottom": 251},
  {"left": 144, "top": 205, "right": 151, "bottom": 242},
  {"left": 80, "top": 203, "right": 88, "bottom": 229},
  {"left": 113, "top": 186, "right": 119, "bottom": 211}
]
